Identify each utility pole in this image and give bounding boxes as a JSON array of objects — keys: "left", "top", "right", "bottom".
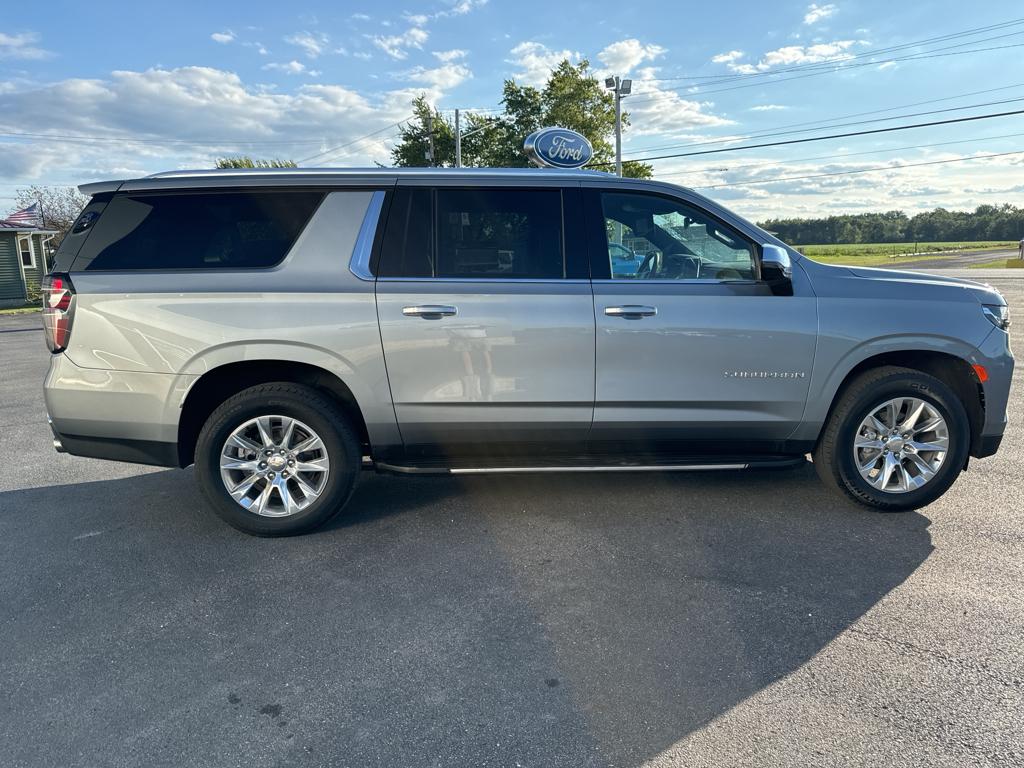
[
  {"left": 425, "top": 113, "right": 435, "bottom": 167},
  {"left": 455, "top": 109, "right": 462, "bottom": 168},
  {"left": 604, "top": 76, "right": 632, "bottom": 176}
]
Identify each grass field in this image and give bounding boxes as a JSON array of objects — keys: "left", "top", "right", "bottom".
[
  {"left": 797, "top": 241, "right": 1016, "bottom": 266},
  {"left": 0, "top": 305, "right": 40, "bottom": 315},
  {"left": 968, "top": 258, "right": 1024, "bottom": 269}
]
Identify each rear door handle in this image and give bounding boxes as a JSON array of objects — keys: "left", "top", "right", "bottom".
[
  {"left": 605, "top": 305, "right": 657, "bottom": 318},
  {"left": 403, "top": 305, "right": 458, "bottom": 319}
]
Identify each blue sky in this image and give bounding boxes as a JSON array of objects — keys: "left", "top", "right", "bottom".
[{"left": 1, "top": 0, "right": 1022, "bottom": 221}]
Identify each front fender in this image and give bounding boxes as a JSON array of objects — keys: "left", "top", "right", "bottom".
[{"left": 793, "top": 332, "right": 985, "bottom": 443}]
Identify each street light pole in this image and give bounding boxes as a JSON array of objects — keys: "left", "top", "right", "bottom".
[
  {"left": 614, "top": 85, "right": 622, "bottom": 177},
  {"left": 426, "top": 114, "right": 435, "bottom": 167},
  {"left": 455, "top": 109, "right": 462, "bottom": 168},
  {"left": 605, "top": 76, "right": 632, "bottom": 177}
]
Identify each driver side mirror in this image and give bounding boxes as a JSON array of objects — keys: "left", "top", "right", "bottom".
[{"left": 760, "top": 244, "right": 793, "bottom": 295}]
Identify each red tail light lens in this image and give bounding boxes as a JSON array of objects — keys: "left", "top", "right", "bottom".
[{"left": 41, "top": 273, "right": 75, "bottom": 352}]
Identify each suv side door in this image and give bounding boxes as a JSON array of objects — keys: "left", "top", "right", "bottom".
[
  {"left": 374, "top": 181, "right": 595, "bottom": 459},
  {"left": 583, "top": 182, "right": 818, "bottom": 455}
]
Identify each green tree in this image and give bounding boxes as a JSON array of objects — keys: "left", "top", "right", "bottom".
[
  {"left": 14, "top": 185, "right": 90, "bottom": 248},
  {"left": 391, "top": 60, "right": 652, "bottom": 178},
  {"left": 215, "top": 157, "right": 297, "bottom": 169}
]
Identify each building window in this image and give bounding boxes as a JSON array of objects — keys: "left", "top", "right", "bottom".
[{"left": 19, "top": 237, "right": 35, "bottom": 269}]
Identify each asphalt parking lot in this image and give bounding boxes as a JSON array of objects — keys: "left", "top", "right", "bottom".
[{"left": 1, "top": 273, "right": 1022, "bottom": 768}]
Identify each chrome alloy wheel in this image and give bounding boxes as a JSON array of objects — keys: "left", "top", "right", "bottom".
[
  {"left": 852, "top": 397, "right": 949, "bottom": 494},
  {"left": 219, "top": 415, "right": 330, "bottom": 517}
]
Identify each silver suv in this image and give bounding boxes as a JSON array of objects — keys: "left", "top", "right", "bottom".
[{"left": 41, "top": 168, "right": 1013, "bottom": 535}]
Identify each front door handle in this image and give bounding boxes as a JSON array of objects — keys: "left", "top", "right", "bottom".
[
  {"left": 605, "top": 305, "right": 657, "bottom": 319},
  {"left": 403, "top": 305, "right": 458, "bottom": 319}
]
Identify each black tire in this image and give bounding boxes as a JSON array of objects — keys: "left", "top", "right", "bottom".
[
  {"left": 813, "top": 366, "right": 970, "bottom": 511},
  {"left": 195, "top": 383, "right": 360, "bottom": 536}
]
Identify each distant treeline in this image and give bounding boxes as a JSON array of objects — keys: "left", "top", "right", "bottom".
[{"left": 759, "top": 204, "right": 1024, "bottom": 245}]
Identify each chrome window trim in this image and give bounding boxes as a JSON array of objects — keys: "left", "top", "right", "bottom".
[
  {"left": 376, "top": 277, "right": 591, "bottom": 285},
  {"left": 349, "top": 190, "right": 386, "bottom": 281},
  {"left": 592, "top": 278, "right": 759, "bottom": 286}
]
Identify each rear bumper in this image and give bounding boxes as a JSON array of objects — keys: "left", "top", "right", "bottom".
[
  {"left": 44, "top": 353, "right": 190, "bottom": 468},
  {"left": 50, "top": 423, "right": 179, "bottom": 466}
]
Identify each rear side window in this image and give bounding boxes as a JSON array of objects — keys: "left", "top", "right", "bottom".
[
  {"left": 76, "top": 191, "right": 324, "bottom": 271},
  {"left": 378, "top": 187, "right": 565, "bottom": 279}
]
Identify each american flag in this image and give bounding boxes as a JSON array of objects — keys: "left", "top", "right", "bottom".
[{"left": 6, "top": 202, "right": 42, "bottom": 227}]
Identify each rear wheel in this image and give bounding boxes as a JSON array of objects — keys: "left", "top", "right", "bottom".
[
  {"left": 195, "top": 383, "right": 360, "bottom": 536},
  {"left": 813, "top": 366, "right": 970, "bottom": 511}
]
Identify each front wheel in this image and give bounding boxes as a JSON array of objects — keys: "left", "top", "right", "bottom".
[
  {"left": 813, "top": 366, "right": 971, "bottom": 511},
  {"left": 195, "top": 383, "right": 360, "bottom": 536}
]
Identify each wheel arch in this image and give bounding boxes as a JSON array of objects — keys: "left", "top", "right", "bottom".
[
  {"left": 815, "top": 348, "right": 985, "bottom": 457},
  {"left": 177, "top": 360, "right": 372, "bottom": 468}
]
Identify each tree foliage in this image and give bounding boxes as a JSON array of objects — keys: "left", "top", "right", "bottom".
[
  {"left": 14, "top": 185, "right": 90, "bottom": 245},
  {"left": 215, "top": 157, "right": 297, "bottom": 168},
  {"left": 761, "top": 205, "right": 1024, "bottom": 245},
  {"left": 391, "top": 60, "right": 652, "bottom": 178}
]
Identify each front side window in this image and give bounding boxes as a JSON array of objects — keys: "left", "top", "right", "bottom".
[
  {"left": 79, "top": 190, "right": 324, "bottom": 271},
  {"left": 601, "top": 192, "right": 755, "bottom": 281},
  {"left": 378, "top": 188, "right": 565, "bottom": 279}
]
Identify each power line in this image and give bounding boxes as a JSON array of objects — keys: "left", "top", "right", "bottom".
[
  {"left": 653, "top": 130, "right": 1024, "bottom": 180},
  {"left": 594, "top": 107, "right": 1024, "bottom": 166},
  {"left": 641, "top": 18, "right": 1024, "bottom": 86},
  {"left": 626, "top": 40, "right": 1024, "bottom": 106},
  {"left": 690, "top": 149, "right": 1024, "bottom": 189},
  {"left": 620, "top": 81, "right": 1024, "bottom": 156},
  {"left": 297, "top": 116, "right": 413, "bottom": 164}
]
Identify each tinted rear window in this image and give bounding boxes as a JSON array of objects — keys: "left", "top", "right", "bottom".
[
  {"left": 377, "top": 187, "right": 565, "bottom": 279},
  {"left": 76, "top": 191, "right": 323, "bottom": 271}
]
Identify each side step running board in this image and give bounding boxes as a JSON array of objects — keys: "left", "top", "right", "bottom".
[{"left": 372, "top": 459, "right": 803, "bottom": 476}]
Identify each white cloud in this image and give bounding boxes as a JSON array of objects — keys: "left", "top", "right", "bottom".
[
  {"left": 262, "top": 60, "right": 308, "bottom": 75},
  {"left": 508, "top": 41, "right": 580, "bottom": 87},
  {"left": 711, "top": 50, "right": 744, "bottom": 64},
  {"left": 351, "top": 13, "right": 371, "bottom": 21},
  {"left": 285, "top": 31, "right": 329, "bottom": 58},
  {"left": 439, "top": 0, "right": 488, "bottom": 16},
  {"left": 597, "top": 39, "right": 665, "bottom": 73},
  {"left": 0, "top": 66, "right": 455, "bottom": 180},
  {"left": 624, "top": 68, "right": 734, "bottom": 137},
  {"left": 750, "top": 104, "right": 788, "bottom": 111},
  {"left": 403, "top": 62, "right": 472, "bottom": 89},
  {"left": 370, "top": 27, "right": 429, "bottom": 59},
  {"left": 403, "top": 13, "right": 430, "bottom": 26},
  {"left": 433, "top": 49, "right": 467, "bottom": 62},
  {"left": 0, "top": 31, "right": 52, "bottom": 60},
  {"left": 211, "top": 31, "right": 235, "bottom": 44},
  {"left": 803, "top": 3, "right": 838, "bottom": 25},
  {"left": 720, "top": 40, "right": 861, "bottom": 73}
]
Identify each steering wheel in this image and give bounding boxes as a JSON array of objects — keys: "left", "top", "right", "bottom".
[
  {"left": 636, "top": 249, "right": 702, "bottom": 279},
  {"left": 663, "top": 251, "right": 701, "bottom": 279},
  {"left": 636, "top": 250, "right": 660, "bottom": 278}
]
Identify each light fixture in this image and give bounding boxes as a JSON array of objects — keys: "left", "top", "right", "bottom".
[
  {"left": 620, "top": 79, "right": 632, "bottom": 95},
  {"left": 605, "top": 77, "right": 617, "bottom": 89}
]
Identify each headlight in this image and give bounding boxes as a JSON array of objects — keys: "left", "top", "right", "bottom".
[{"left": 982, "top": 304, "right": 1010, "bottom": 331}]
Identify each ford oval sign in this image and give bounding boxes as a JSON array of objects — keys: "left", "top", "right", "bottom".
[{"left": 524, "top": 127, "right": 594, "bottom": 169}]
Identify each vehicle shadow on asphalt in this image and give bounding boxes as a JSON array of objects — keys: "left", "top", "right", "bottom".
[{"left": 0, "top": 462, "right": 933, "bottom": 767}]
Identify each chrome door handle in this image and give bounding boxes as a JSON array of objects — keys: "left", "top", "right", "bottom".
[
  {"left": 402, "top": 305, "right": 458, "bottom": 319},
  {"left": 605, "top": 305, "right": 657, "bottom": 318}
]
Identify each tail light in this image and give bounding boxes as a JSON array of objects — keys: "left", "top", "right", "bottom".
[{"left": 41, "top": 273, "right": 75, "bottom": 352}]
